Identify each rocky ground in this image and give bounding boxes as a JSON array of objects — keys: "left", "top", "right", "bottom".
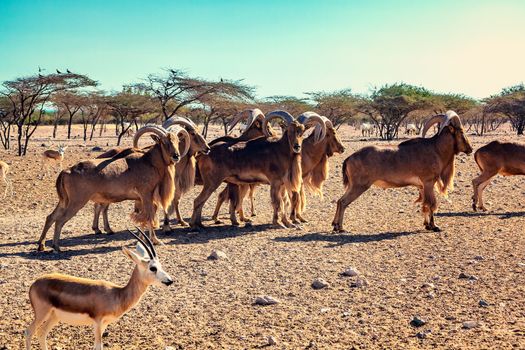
[{"left": 0, "top": 124, "right": 524, "bottom": 349}]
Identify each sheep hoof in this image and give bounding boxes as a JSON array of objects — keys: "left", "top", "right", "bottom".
[
  {"left": 472, "top": 203, "right": 477, "bottom": 211},
  {"left": 37, "top": 244, "right": 45, "bottom": 252},
  {"left": 251, "top": 213, "right": 257, "bottom": 217},
  {"left": 178, "top": 220, "right": 189, "bottom": 227},
  {"left": 231, "top": 221, "right": 240, "bottom": 227},
  {"left": 162, "top": 224, "right": 172, "bottom": 233},
  {"left": 479, "top": 206, "right": 487, "bottom": 211},
  {"left": 93, "top": 229, "right": 102, "bottom": 235},
  {"left": 51, "top": 246, "right": 62, "bottom": 253},
  {"left": 244, "top": 221, "right": 253, "bottom": 227},
  {"left": 214, "top": 220, "right": 223, "bottom": 225},
  {"left": 272, "top": 223, "right": 287, "bottom": 229},
  {"left": 106, "top": 229, "right": 115, "bottom": 235}
]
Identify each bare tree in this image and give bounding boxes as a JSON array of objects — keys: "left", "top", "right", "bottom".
[
  {"left": 135, "top": 69, "right": 255, "bottom": 122},
  {"left": 1, "top": 71, "right": 97, "bottom": 155},
  {"left": 306, "top": 89, "right": 362, "bottom": 129},
  {"left": 485, "top": 84, "right": 525, "bottom": 135}
]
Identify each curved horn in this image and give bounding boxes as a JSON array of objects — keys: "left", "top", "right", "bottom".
[
  {"left": 320, "top": 115, "right": 334, "bottom": 129},
  {"left": 127, "top": 228, "right": 154, "bottom": 259},
  {"left": 167, "top": 125, "right": 191, "bottom": 158},
  {"left": 297, "top": 111, "right": 327, "bottom": 143},
  {"left": 440, "top": 110, "right": 462, "bottom": 132},
  {"left": 162, "top": 116, "right": 197, "bottom": 131},
  {"left": 262, "top": 110, "right": 295, "bottom": 137},
  {"left": 421, "top": 114, "right": 448, "bottom": 138},
  {"left": 133, "top": 126, "right": 167, "bottom": 148},
  {"left": 228, "top": 108, "right": 265, "bottom": 132},
  {"left": 134, "top": 226, "right": 157, "bottom": 258}
]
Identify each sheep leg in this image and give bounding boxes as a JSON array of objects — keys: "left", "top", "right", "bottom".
[
  {"left": 212, "top": 186, "right": 228, "bottom": 224},
  {"left": 101, "top": 204, "right": 114, "bottom": 234},
  {"left": 270, "top": 183, "right": 287, "bottom": 229},
  {"left": 51, "top": 199, "right": 88, "bottom": 252},
  {"left": 332, "top": 184, "right": 369, "bottom": 233},
  {"left": 92, "top": 204, "right": 103, "bottom": 234},
  {"left": 190, "top": 180, "right": 222, "bottom": 230},
  {"left": 172, "top": 190, "right": 188, "bottom": 226},
  {"left": 38, "top": 205, "right": 64, "bottom": 251},
  {"left": 472, "top": 171, "right": 496, "bottom": 211},
  {"left": 289, "top": 190, "right": 302, "bottom": 225},
  {"left": 237, "top": 184, "right": 251, "bottom": 223},
  {"left": 422, "top": 181, "right": 440, "bottom": 232},
  {"left": 296, "top": 186, "right": 308, "bottom": 223},
  {"left": 249, "top": 184, "right": 257, "bottom": 217}
]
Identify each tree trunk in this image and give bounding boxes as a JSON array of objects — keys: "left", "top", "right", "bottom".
[{"left": 67, "top": 115, "right": 74, "bottom": 139}]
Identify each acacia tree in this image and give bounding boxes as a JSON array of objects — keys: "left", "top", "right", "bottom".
[
  {"left": 107, "top": 90, "right": 157, "bottom": 145},
  {"left": 306, "top": 89, "right": 363, "bottom": 129},
  {"left": 0, "top": 96, "right": 13, "bottom": 149},
  {"left": 261, "top": 95, "right": 312, "bottom": 116},
  {"left": 136, "top": 69, "right": 255, "bottom": 122},
  {"left": 361, "top": 83, "right": 433, "bottom": 140},
  {"left": 0, "top": 71, "right": 97, "bottom": 155},
  {"left": 485, "top": 84, "right": 525, "bottom": 135},
  {"left": 53, "top": 91, "right": 88, "bottom": 139}
]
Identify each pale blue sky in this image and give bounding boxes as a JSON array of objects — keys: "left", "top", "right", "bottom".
[{"left": 1, "top": 0, "right": 524, "bottom": 99}]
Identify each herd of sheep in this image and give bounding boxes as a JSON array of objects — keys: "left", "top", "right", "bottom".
[{"left": 1, "top": 108, "right": 523, "bottom": 349}]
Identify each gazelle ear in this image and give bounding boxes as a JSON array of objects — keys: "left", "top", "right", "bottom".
[
  {"left": 122, "top": 246, "right": 144, "bottom": 264},
  {"left": 135, "top": 242, "right": 150, "bottom": 260}
]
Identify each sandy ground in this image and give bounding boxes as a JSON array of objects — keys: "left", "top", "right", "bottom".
[{"left": 0, "top": 124, "right": 524, "bottom": 349}]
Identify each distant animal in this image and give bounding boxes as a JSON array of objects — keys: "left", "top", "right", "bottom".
[
  {"left": 66, "top": 69, "right": 72, "bottom": 74},
  {"left": 361, "top": 123, "right": 375, "bottom": 137},
  {"left": 0, "top": 160, "right": 13, "bottom": 198},
  {"left": 42, "top": 145, "right": 67, "bottom": 178},
  {"left": 472, "top": 141, "right": 525, "bottom": 211},
  {"left": 25, "top": 229, "right": 173, "bottom": 350},
  {"left": 405, "top": 123, "right": 418, "bottom": 136},
  {"left": 333, "top": 111, "right": 473, "bottom": 233},
  {"left": 56, "top": 69, "right": 62, "bottom": 74}
]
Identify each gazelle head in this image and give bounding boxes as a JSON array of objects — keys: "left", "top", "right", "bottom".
[
  {"left": 124, "top": 228, "right": 173, "bottom": 287},
  {"left": 58, "top": 145, "right": 67, "bottom": 156}
]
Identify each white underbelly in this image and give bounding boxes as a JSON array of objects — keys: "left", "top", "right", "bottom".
[{"left": 55, "top": 309, "right": 94, "bottom": 326}]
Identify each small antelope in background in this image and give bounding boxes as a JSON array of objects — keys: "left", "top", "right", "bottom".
[
  {"left": 0, "top": 160, "right": 13, "bottom": 198},
  {"left": 25, "top": 228, "right": 173, "bottom": 350},
  {"left": 42, "top": 145, "right": 67, "bottom": 178}
]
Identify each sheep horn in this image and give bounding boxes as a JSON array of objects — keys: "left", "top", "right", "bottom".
[
  {"left": 263, "top": 110, "right": 295, "bottom": 137},
  {"left": 320, "top": 115, "right": 334, "bottom": 129},
  {"left": 228, "top": 108, "right": 265, "bottom": 133},
  {"left": 421, "top": 114, "right": 448, "bottom": 138},
  {"left": 162, "top": 116, "right": 197, "bottom": 131},
  {"left": 133, "top": 126, "right": 167, "bottom": 148},
  {"left": 440, "top": 110, "right": 463, "bottom": 132},
  {"left": 297, "top": 111, "right": 327, "bottom": 143},
  {"left": 168, "top": 125, "right": 191, "bottom": 158}
]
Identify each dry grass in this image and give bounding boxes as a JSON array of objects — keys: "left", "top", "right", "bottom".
[{"left": 1, "top": 124, "right": 524, "bottom": 349}]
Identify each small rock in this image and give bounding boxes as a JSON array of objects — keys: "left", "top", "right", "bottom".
[
  {"left": 479, "top": 300, "right": 489, "bottom": 307},
  {"left": 410, "top": 316, "right": 427, "bottom": 328},
  {"left": 474, "top": 255, "right": 484, "bottom": 261},
  {"left": 208, "top": 249, "right": 228, "bottom": 260},
  {"left": 312, "top": 278, "right": 329, "bottom": 289},
  {"left": 426, "top": 292, "right": 436, "bottom": 299},
  {"left": 91, "top": 146, "right": 103, "bottom": 151},
  {"left": 458, "top": 272, "right": 478, "bottom": 281},
  {"left": 518, "top": 263, "right": 525, "bottom": 268},
  {"left": 463, "top": 321, "right": 478, "bottom": 329},
  {"left": 254, "top": 295, "right": 280, "bottom": 306},
  {"left": 350, "top": 278, "right": 368, "bottom": 288},
  {"left": 320, "top": 307, "right": 330, "bottom": 313},
  {"left": 416, "top": 329, "right": 432, "bottom": 339},
  {"left": 341, "top": 268, "right": 359, "bottom": 277},
  {"left": 267, "top": 336, "right": 277, "bottom": 346},
  {"left": 102, "top": 330, "right": 110, "bottom": 337},
  {"left": 421, "top": 282, "right": 435, "bottom": 290}
]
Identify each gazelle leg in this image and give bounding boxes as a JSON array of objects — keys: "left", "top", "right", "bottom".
[
  {"left": 25, "top": 306, "right": 52, "bottom": 350},
  {"left": 37, "top": 313, "right": 58, "bottom": 350},
  {"left": 93, "top": 321, "right": 104, "bottom": 350}
]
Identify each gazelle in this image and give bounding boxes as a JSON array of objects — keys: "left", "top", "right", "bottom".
[
  {"left": 0, "top": 160, "right": 13, "bottom": 198},
  {"left": 42, "top": 145, "right": 67, "bottom": 178},
  {"left": 25, "top": 228, "right": 173, "bottom": 350}
]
